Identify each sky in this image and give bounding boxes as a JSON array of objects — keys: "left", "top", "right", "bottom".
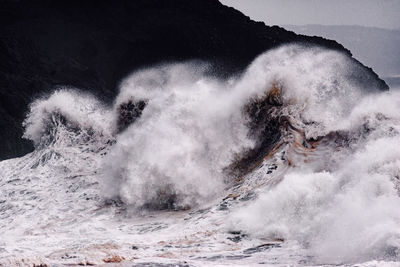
[{"left": 220, "top": 0, "right": 400, "bottom": 29}]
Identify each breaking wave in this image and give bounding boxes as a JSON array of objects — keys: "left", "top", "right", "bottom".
[
  {"left": 15, "top": 45, "right": 400, "bottom": 265},
  {"left": 23, "top": 89, "right": 113, "bottom": 149},
  {"left": 230, "top": 91, "right": 400, "bottom": 262}
]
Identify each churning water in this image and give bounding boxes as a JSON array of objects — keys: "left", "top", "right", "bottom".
[{"left": 1, "top": 45, "right": 400, "bottom": 266}]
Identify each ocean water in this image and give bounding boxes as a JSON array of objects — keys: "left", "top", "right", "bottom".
[{"left": 1, "top": 45, "right": 399, "bottom": 266}]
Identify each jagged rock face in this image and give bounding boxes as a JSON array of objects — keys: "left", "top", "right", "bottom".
[
  {"left": 228, "top": 84, "right": 284, "bottom": 177},
  {"left": 0, "top": 0, "right": 388, "bottom": 160},
  {"left": 117, "top": 99, "right": 147, "bottom": 133}
]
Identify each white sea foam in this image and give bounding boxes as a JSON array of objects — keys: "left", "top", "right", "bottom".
[
  {"left": 2, "top": 45, "right": 399, "bottom": 266},
  {"left": 101, "top": 64, "right": 255, "bottom": 208},
  {"left": 230, "top": 87, "right": 400, "bottom": 264},
  {"left": 101, "top": 46, "right": 378, "bottom": 209},
  {"left": 23, "top": 88, "right": 113, "bottom": 148}
]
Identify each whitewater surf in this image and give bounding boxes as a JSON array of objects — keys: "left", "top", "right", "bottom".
[{"left": 1, "top": 45, "right": 399, "bottom": 266}]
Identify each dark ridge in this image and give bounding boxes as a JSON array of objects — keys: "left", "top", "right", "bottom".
[{"left": 0, "top": 0, "right": 389, "bottom": 160}]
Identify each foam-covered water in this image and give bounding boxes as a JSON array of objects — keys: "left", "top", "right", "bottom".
[
  {"left": 101, "top": 63, "right": 254, "bottom": 209},
  {"left": 1, "top": 45, "right": 399, "bottom": 266}
]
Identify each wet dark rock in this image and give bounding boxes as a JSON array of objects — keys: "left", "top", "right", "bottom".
[
  {"left": 142, "top": 186, "right": 179, "bottom": 211},
  {"left": 103, "top": 197, "right": 124, "bottom": 207},
  {"left": 228, "top": 86, "right": 284, "bottom": 177},
  {"left": 267, "top": 164, "right": 278, "bottom": 174},
  {"left": 227, "top": 233, "right": 247, "bottom": 243},
  {"left": 117, "top": 99, "right": 147, "bottom": 132},
  {"left": 0, "top": 0, "right": 388, "bottom": 160}
]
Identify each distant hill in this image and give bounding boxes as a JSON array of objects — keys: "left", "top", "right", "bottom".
[{"left": 284, "top": 25, "right": 400, "bottom": 84}]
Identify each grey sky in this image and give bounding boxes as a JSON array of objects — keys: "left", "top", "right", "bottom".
[{"left": 220, "top": 0, "right": 400, "bottom": 29}]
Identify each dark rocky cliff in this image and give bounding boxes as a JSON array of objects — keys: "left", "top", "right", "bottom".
[{"left": 0, "top": 0, "right": 388, "bottom": 160}]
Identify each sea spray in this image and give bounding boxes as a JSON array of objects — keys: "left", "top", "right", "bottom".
[
  {"left": 101, "top": 45, "right": 383, "bottom": 210},
  {"left": 10, "top": 45, "right": 398, "bottom": 265},
  {"left": 101, "top": 63, "right": 255, "bottom": 209},
  {"left": 229, "top": 89, "right": 400, "bottom": 264},
  {"left": 23, "top": 89, "right": 113, "bottom": 149}
]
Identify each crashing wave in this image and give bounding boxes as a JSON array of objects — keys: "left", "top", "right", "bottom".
[
  {"left": 4, "top": 45, "right": 399, "bottom": 265},
  {"left": 23, "top": 89, "right": 114, "bottom": 149}
]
